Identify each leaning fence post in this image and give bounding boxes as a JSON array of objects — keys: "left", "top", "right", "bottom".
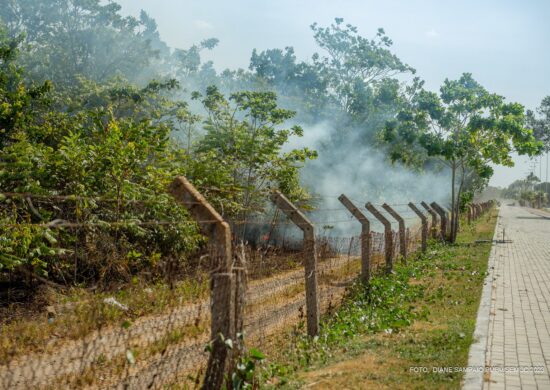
[
  {"left": 421, "top": 201, "right": 438, "bottom": 239},
  {"left": 408, "top": 203, "right": 427, "bottom": 252},
  {"left": 270, "top": 190, "right": 319, "bottom": 337},
  {"left": 430, "top": 202, "right": 448, "bottom": 241},
  {"left": 169, "top": 176, "right": 235, "bottom": 390},
  {"left": 382, "top": 203, "right": 407, "bottom": 262},
  {"left": 338, "top": 194, "right": 371, "bottom": 284},
  {"left": 365, "top": 203, "right": 393, "bottom": 274}
]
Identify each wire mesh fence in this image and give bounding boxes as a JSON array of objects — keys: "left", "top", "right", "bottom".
[{"left": 0, "top": 183, "right": 494, "bottom": 389}]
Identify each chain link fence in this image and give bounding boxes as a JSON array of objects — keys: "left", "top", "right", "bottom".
[{"left": 1, "top": 181, "right": 494, "bottom": 389}]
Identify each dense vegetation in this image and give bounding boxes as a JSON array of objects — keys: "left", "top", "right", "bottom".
[
  {"left": 502, "top": 173, "right": 549, "bottom": 207},
  {"left": 0, "top": 0, "right": 545, "bottom": 289}
]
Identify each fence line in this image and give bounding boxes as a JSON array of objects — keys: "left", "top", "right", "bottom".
[{"left": 0, "top": 179, "right": 495, "bottom": 389}]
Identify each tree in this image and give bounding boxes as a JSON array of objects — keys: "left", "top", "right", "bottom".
[
  {"left": 174, "top": 38, "right": 219, "bottom": 78},
  {"left": 311, "top": 18, "right": 414, "bottom": 122},
  {"left": 382, "top": 73, "right": 541, "bottom": 242},
  {"left": 0, "top": 0, "right": 162, "bottom": 86},
  {"left": 534, "top": 182, "right": 550, "bottom": 207},
  {"left": 249, "top": 46, "right": 329, "bottom": 113},
  {"left": 190, "top": 86, "right": 317, "bottom": 238},
  {"left": 0, "top": 33, "right": 205, "bottom": 283},
  {"left": 248, "top": 19, "right": 413, "bottom": 130},
  {"left": 503, "top": 173, "right": 539, "bottom": 197},
  {"left": 0, "top": 28, "right": 51, "bottom": 148},
  {"left": 527, "top": 96, "right": 550, "bottom": 151}
]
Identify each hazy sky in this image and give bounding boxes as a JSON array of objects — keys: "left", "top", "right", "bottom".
[{"left": 116, "top": 0, "right": 550, "bottom": 187}]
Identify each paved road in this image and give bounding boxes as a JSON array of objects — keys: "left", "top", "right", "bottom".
[{"left": 482, "top": 204, "right": 550, "bottom": 389}]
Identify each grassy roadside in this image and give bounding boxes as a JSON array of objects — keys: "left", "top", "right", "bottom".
[{"left": 259, "top": 208, "right": 498, "bottom": 389}]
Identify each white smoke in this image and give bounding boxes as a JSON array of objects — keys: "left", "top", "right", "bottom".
[{"left": 286, "top": 122, "right": 450, "bottom": 235}]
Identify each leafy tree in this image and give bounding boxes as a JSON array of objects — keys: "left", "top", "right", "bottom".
[
  {"left": 0, "top": 18, "right": 319, "bottom": 284},
  {"left": 0, "top": 103, "right": 203, "bottom": 282},
  {"left": 311, "top": 18, "right": 414, "bottom": 121},
  {"left": 250, "top": 47, "right": 301, "bottom": 86},
  {"left": 382, "top": 73, "right": 541, "bottom": 242},
  {"left": 0, "top": 0, "right": 162, "bottom": 86},
  {"left": 534, "top": 182, "right": 550, "bottom": 207},
  {"left": 517, "top": 189, "right": 546, "bottom": 208},
  {"left": 190, "top": 86, "right": 317, "bottom": 237},
  {"left": 248, "top": 19, "right": 412, "bottom": 131},
  {"left": 0, "top": 34, "right": 204, "bottom": 283},
  {"left": 0, "top": 29, "right": 51, "bottom": 147},
  {"left": 503, "top": 172, "right": 549, "bottom": 208},
  {"left": 173, "top": 38, "right": 219, "bottom": 78},
  {"left": 249, "top": 47, "right": 329, "bottom": 119}
]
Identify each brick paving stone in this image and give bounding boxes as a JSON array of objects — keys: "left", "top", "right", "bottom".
[{"left": 481, "top": 205, "right": 550, "bottom": 390}]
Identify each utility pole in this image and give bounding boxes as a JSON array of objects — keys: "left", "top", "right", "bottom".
[{"left": 546, "top": 151, "right": 549, "bottom": 203}]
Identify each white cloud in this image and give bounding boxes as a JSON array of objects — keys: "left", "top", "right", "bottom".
[
  {"left": 194, "top": 19, "right": 213, "bottom": 30},
  {"left": 426, "top": 28, "right": 438, "bottom": 38}
]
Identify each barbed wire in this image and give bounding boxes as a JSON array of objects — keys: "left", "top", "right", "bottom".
[
  {"left": 0, "top": 192, "right": 205, "bottom": 205},
  {"left": 1, "top": 191, "right": 435, "bottom": 210},
  {"left": 0, "top": 217, "right": 425, "bottom": 230},
  {"left": 1, "top": 191, "right": 433, "bottom": 231}
]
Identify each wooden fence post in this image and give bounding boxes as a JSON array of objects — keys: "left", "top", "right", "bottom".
[
  {"left": 421, "top": 201, "right": 438, "bottom": 239},
  {"left": 430, "top": 202, "right": 448, "bottom": 241},
  {"left": 365, "top": 203, "right": 393, "bottom": 274},
  {"left": 467, "top": 204, "right": 473, "bottom": 224},
  {"left": 382, "top": 203, "right": 407, "bottom": 262},
  {"left": 270, "top": 190, "right": 319, "bottom": 337},
  {"left": 338, "top": 194, "right": 371, "bottom": 284},
  {"left": 408, "top": 203, "right": 427, "bottom": 253},
  {"left": 169, "top": 176, "right": 235, "bottom": 390}
]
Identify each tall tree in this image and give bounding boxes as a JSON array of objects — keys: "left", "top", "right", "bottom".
[
  {"left": 248, "top": 19, "right": 413, "bottom": 129},
  {"left": 527, "top": 96, "right": 550, "bottom": 151},
  {"left": 382, "top": 73, "right": 541, "bottom": 242},
  {"left": 0, "top": 0, "right": 162, "bottom": 85},
  {"left": 311, "top": 18, "right": 414, "bottom": 122}
]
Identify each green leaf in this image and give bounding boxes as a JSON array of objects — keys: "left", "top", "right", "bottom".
[{"left": 248, "top": 348, "right": 265, "bottom": 360}]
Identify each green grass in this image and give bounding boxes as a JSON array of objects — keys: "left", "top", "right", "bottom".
[{"left": 259, "top": 209, "right": 498, "bottom": 389}]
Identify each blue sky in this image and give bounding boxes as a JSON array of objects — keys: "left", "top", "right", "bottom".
[{"left": 117, "top": 0, "right": 550, "bottom": 187}]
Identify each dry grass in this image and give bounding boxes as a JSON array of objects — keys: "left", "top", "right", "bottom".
[
  {"left": 301, "top": 353, "right": 398, "bottom": 390},
  {"left": 1, "top": 245, "right": 371, "bottom": 389},
  {"left": 0, "top": 275, "right": 210, "bottom": 363}
]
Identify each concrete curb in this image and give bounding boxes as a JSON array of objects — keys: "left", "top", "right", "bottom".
[{"left": 462, "top": 208, "right": 501, "bottom": 390}]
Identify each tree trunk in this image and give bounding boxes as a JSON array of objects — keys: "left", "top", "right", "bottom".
[
  {"left": 450, "top": 162, "right": 456, "bottom": 243},
  {"left": 454, "top": 163, "right": 467, "bottom": 242}
]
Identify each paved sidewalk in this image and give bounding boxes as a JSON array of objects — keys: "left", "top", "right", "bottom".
[{"left": 481, "top": 204, "right": 550, "bottom": 389}]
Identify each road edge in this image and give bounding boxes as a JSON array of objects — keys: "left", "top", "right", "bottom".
[{"left": 462, "top": 207, "right": 501, "bottom": 390}]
